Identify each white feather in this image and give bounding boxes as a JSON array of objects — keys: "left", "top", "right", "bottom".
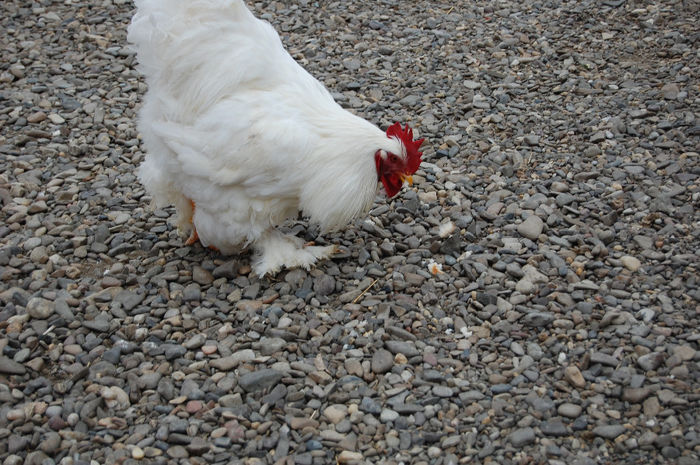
[{"left": 128, "top": 0, "right": 406, "bottom": 274}]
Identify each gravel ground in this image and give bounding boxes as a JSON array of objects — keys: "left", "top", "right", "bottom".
[{"left": 1, "top": 0, "right": 699, "bottom": 464}]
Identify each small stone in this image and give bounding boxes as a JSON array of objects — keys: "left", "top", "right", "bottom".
[
  {"left": 186, "top": 400, "right": 203, "bottom": 413},
  {"left": 593, "top": 424, "right": 626, "bottom": 439},
  {"left": 524, "top": 135, "right": 540, "bottom": 146},
  {"left": 256, "top": 337, "right": 286, "bottom": 356},
  {"left": 132, "top": 447, "right": 145, "bottom": 460},
  {"left": 0, "top": 357, "right": 26, "bottom": 375},
  {"left": 192, "top": 266, "right": 214, "bottom": 285},
  {"left": 7, "top": 409, "right": 25, "bottom": 421},
  {"left": 661, "top": 446, "right": 680, "bottom": 459},
  {"left": 385, "top": 340, "right": 419, "bottom": 357},
  {"left": 516, "top": 278, "right": 536, "bottom": 294},
  {"left": 114, "top": 290, "right": 144, "bottom": 311},
  {"left": 210, "top": 349, "right": 255, "bottom": 370},
  {"left": 643, "top": 396, "right": 661, "bottom": 417},
  {"left": 166, "top": 445, "right": 189, "bottom": 459},
  {"left": 313, "top": 274, "right": 336, "bottom": 296},
  {"left": 344, "top": 358, "right": 363, "bottom": 377},
  {"left": 337, "top": 451, "right": 363, "bottom": 463},
  {"left": 517, "top": 215, "right": 544, "bottom": 240},
  {"left": 509, "top": 427, "right": 535, "bottom": 446},
  {"left": 558, "top": 403, "right": 582, "bottom": 418},
  {"left": 26, "top": 297, "right": 55, "bottom": 319},
  {"left": 47, "top": 415, "right": 67, "bottom": 430},
  {"left": 540, "top": 420, "right": 568, "bottom": 437},
  {"left": 238, "top": 369, "right": 284, "bottom": 392},
  {"left": 637, "top": 352, "right": 664, "bottom": 371},
  {"left": 522, "top": 311, "right": 554, "bottom": 327},
  {"left": 290, "top": 417, "right": 319, "bottom": 429},
  {"left": 213, "top": 260, "right": 239, "bottom": 279},
  {"left": 8, "top": 435, "right": 28, "bottom": 454},
  {"left": 305, "top": 439, "right": 323, "bottom": 451},
  {"left": 564, "top": 366, "right": 586, "bottom": 388},
  {"left": 622, "top": 387, "right": 651, "bottom": 403},
  {"left": 101, "top": 386, "right": 130, "bottom": 410},
  {"left": 183, "top": 283, "right": 201, "bottom": 301},
  {"left": 660, "top": 83, "right": 679, "bottom": 99},
  {"left": 371, "top": 349, "right": 393, "bottom": 374},
  {"left": 432, "top": 385, "right": 453, "bottom": 397},
  {"left": 620, "top": 256, "right": 642, "bottom": 272},
  {"left": 673, "top": 345, "right": 695, "bottom": 361},
  {"left": 48, "top": 113, "right": 65, "bottom": 124},
  {"left": 380, "top": 409, "right": 399, "bottom": 422},
  {"left": 324, "top": 405, "right": 347, "bottom": 424},
  {"left": 590, "top": 352, "right": 618, "bottom": 367},
  {"left": 27, "top": 111, "right": 47, "bottom": 123},
  {"left": 183, "top": 333, "right": 206, "bottom": 350},
  {"left": 555, "top": 193, "right": 575, "bottom": 206},
  {"left": 39, "top": 432, "right": 61, "bottom": 454},
  {"left": 359, "top": 396, "right": 381, "bottom": 414}
]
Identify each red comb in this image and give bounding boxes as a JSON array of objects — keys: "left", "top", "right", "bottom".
[{"left": 386, "top": 122, "right": 424, "bottom": 173}]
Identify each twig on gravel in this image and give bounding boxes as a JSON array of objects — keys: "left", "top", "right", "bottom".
[{"left": 352, "top": 278, "right": 378, "bottom": 304}]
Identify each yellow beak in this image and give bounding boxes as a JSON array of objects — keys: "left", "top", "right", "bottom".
[{"left": 400, "top": 174, "right": 413, "bottom": 186}]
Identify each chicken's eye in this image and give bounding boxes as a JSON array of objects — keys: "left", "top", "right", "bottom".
[{"left": 389, "top": 154, "right": 399, "bottom": 163}]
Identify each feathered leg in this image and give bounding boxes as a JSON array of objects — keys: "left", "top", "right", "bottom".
[{"left": 253, "top": 230, "right": 337, "bottom": 277}]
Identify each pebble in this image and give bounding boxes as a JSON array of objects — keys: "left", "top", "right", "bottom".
[
  {"left": 337, "top": 451, "right": 363, "bottom": 463},
  {"left": 509, "top": 427, "right": 535, "bottom": 446},
  {"left": 620, "top": 255, "right": 642, "bottom": 272},
  {"left": 564, "top": 366, "right": 586, "bottom": 388},
  {"left": 622, "top": 387, "right": 651, "bottom": 403},
  {"left": 637, "top": 352, "right": 664, "bottom": 371},
  {"left": 673, "top": 345, "right": 695, "bottom": 361},
  {"left": 25, "top": 297, "right": 55, "bottom": 319},
  {"left": 0, "top": 357, "right": 26, "bottom": 375},
  {"left": 540, "top": 420, "right": 568, "bottom": 437},
  {"left": 519, "top": 217, "right": 542, "bottom": 241},
  {"left": 593, "top": 424, "right": 627, "bottom": 439},
  {"left": 132, "top": 447, "right": 145, "bottom": 460},
  {"left": 558, "top": 403, "right": 582, "bottom": 418},
  {"left": 324, "top": 405, "right": 347, "bottom": 424},
  {"left": 371, "top": 349, "right": 393, "bottom": 374},
  {"left": 238, "top": 369, "right": 284, "bottom": 392},
  {"left": 209, "top": 349, "right": 255, "bottom": 370}
]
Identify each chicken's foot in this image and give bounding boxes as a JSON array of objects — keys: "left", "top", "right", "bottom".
[
  {"left": 183, "top": 199, "right": 217, "bottom": 251},
  {"left": 184, "top": 199, "right": 199, "bottom": 246}
]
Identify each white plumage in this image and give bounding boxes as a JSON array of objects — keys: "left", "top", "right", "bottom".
[{"left": 128, "top": 0, "right": 418, "bottom": 276}]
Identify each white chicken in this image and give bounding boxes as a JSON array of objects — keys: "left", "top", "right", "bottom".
[{"left": 128, "top": 0, "right": 424, "bottom": 276}]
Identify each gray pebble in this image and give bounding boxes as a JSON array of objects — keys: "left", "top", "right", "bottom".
[
  {"left": 238, "top": 369, "right": 284, "bottom": 392},
  {"left": 517, "top": 215, "right": 543, "bottom": 240},
  {"left": 593, "top": 424, "right": 626, "bottom": 439},
  {"left": 509, "top": 427, "right": 535, "bottom": 446},
  {"left": 371, "top": 349, "right": 393, "bottom": 374},
  {"left": 26, "top": 297, "right": 55, "bottom": 319}
]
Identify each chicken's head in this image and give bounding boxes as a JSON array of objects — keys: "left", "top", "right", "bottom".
[{"left": 375, "top": 123, "right": 425, "bottom": 197}]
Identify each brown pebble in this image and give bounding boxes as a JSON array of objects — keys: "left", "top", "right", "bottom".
[
  {"left": 289, "top": 417, "right": 319, "bottom": 429},
  {"left": 27, "top": 111, "right": 47, "bottom": 123},
  {"left": 186, "top": 400, "right": 203, "bottom": 414},
  {"left": 564, "top": 365, "right": 586, "bottom": 388}
]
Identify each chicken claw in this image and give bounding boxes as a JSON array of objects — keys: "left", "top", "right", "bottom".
[
  {"left": 185, "top": 228, "right": 199, "bottom": 246},
  {"left": 185, "top": 198, "right": 200, "bottom": 246}
]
